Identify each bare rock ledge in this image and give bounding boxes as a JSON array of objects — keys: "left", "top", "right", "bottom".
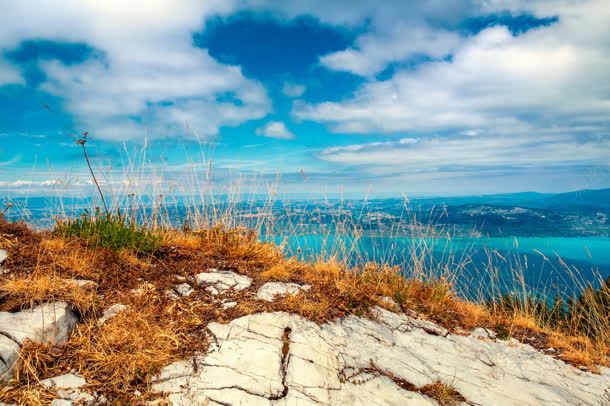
[
  {"left": 196, "top": 270, "right": 252, "bottom": 295},
  {"left": 256, "top": 282, "right": 311, "bottom": 302},
  {"left": 153, "top": 306, "right": 610, "bottom": 406},
  {"left": 0, "top": 302, "right": 77, "bottom": 382}
]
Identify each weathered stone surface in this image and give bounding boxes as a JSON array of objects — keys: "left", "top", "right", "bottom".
[
  {"left": 379, "top": 295, "right": 399, "bottom": 310},
  {"left": 153, "top": 307, "right": 610, "bottom": 405},
  {"left": 470, "top": 326, "right": 497, "bottom": 340},
  {"left": 41, "top": 373, "right": 94, "bottom": 403},
  {"left": 50, "top": 399, "right": 74, "bottom": 406},
  {"left": 0, "top": 334, "right": 19, "bottom": 381},
  {"left": 0, "top": 249, "right": 8, "bottom": 275},
  {"left": 195, "top": 270, "right": 252, "bottom": 295},
  {"left": 0, "top": 302, "right": 76, "bottom": 345},
  {"left": 174, "top": 283, "right": 194, "bottom": 297},
  {"left": 256, "top": 282, "right": 311, "bottom": 302},
  {"left": 68, "top": 279, "right": 97, "bottom": 289},
  {"left": 221, "top": 301, "right": 237, "bottom": 310},
  {"left": 97, "top": 304, "right": 128, "bottom": 326}
]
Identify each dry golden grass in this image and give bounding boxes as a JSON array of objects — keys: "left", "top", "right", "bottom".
[
  {"left": 161, "top": 229, "right": 202, "bottom": 250},
  {"left": 195, "top": 226, "right": 283, "bottom": 265},
  {"left": 40, "top": 238, "right": 101, "bottom": 280},
  {"left": 547, "top": 332, "right": 603, "bottom": 373},
  {"left": 259, "top": 258, "right": 299, "bottom": 282},
  {"left": 0, "top": 233, "right": 14, "bottom": 249},
  {"left": 0, "top": 273, "right": 98, "bottom": 315},
  {"left": 0, "top": 385, "right": 54, "bottom": 406},
  {"left": 419, "top": 381, "right": 465, "bottom": 406}
]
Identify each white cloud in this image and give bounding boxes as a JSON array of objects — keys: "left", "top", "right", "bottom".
[
  {"left": 0, "top": 0, "right": 269, "bottom": 140},
  {"left": 282, "top": 82, "right": 306, "bottom": 97},
  {"left": 296, "top": 1, "right": 610, "bottom": 139},
  {"left": 321, "top": 24, "right": 462, "bottom": 77},
  {"left": 319, "top": 133, "right": 610, "bottom": 174},
  {"left": 0, "top": 59, "right": 23, "bottom": 86},
  {"left": 256, "top": 121, "right": 295, "bottom": 139}
]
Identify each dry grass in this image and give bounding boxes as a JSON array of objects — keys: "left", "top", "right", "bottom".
[
  {"left": 419, "top": 381, "right": 465, "bottom": 406},
  {"left": 194, "top": 226, "right": 284, "bottom": 265},
  {"left": 0, "top": 385, "right": 54, "bottom": 406},
  {"left": 39, "top": 238, "right": 101, "bottom": 281},
  {"left": 0, "top": 273, "right": 98, "bottom": 316}
]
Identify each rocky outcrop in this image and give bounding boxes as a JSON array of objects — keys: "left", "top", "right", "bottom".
[
  {"left": 0, "top": 302, "right": 77, "bottom": 382},
  {"left": 0, "top": 302, "right": 76, "bottom": 346},
  {"left": 153, "top": 307, "right": 610, "bottom": 405},
  {"left": 0, "top": 335, "right": 19, "bottom": 380},
  {"left": 256, "top": 282, "right": 311, "bottom": 302},
  {"left": 173, "top": 283, "right": 194, "bottom": 297},
  {"left": 195, "top": 270, "right": 252, "bottom": 295},
  {"left": 41, "top": 373, "right": 94, "bottom": 404}
]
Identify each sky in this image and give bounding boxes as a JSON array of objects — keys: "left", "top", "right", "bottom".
[{"left": 1, "top": 0, "right": 609, "bottom": 198}]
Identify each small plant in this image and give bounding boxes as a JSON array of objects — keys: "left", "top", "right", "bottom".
[
  {"left": 1, "top": 201, "right": 13, "bottom": 216},
  {"left": 75, "top": 131, "right": 108, "bottom": 214},
  {"left": 419, "top": 381, "right": 465, "bottom": 406},
  {"left": 54, "top": 210, "right": 162, "bottom": 254},
  {"left": 495, "top": 324, "right": 510, "bottom": 340}
]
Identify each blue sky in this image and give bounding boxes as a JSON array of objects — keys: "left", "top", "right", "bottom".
[{"left": 1, "top": 1, "right": 609, "bottom": 197}]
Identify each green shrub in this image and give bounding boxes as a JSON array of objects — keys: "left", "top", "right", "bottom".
[
  {"left": 495, "top": 324, "right": 510, "bottom": 340},
  {"left": 54, "top": 211, "right": 162, "bottom": 254}
]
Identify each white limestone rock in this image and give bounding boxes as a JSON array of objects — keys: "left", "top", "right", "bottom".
[
  {"left": 174, "top": 283, "right": 194, "bottom": 297},
  {"left": 153, "top": 306, "right": 610, "bottom": 406},
  {"left": 0, "top": 334, "right": 19, "bottom": 381},
  {"left": 41, "top": 373, "right": 94, "bottom": 403},
  {"left": 256, "top": 282, "right": 311, "bottom": 302},
  {"left": 379, "top": 295, "right": 399, "bottom": 310},
  {"left": 51, "top": 400, "right": 74, "bottom": 406},
  {"left": 221, "top": 301, "right": 237, "bottom": 310},
  {"left": 470, "top": 327, "right": 497, "bottom": 340},
  {"left": 0, "top": 302, "right": 76, "bottom": 345},
  {"left": 0, "top": 249, "right": 8, "bottom": 275},
  {"left": 195, "top": 270, "right": 252, "bottom": 295},
  {"left": 97, "top": 304, "right": 128, "bottom": 326},
  {"left": 165, "top": 290, "right": 179, "bottom": 300},
  {"left": 65, "top": 279, "right": 97, "bottom": 289}
]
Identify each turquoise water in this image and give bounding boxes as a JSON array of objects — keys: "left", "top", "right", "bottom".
[
  {"left": 274, "top": 235, "right": 610, "bottom": 267},
  {"left": 438, "top": 237, "right": 610, "bottom": 266},
  {"left": 269, "top": 234, "right": 610, "bottom": 299}
]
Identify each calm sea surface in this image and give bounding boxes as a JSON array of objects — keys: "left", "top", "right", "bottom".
[{"left": 271, "top": 234, "right": 610, "bottom": 299}]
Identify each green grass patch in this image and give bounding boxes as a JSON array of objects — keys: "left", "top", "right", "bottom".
[{"left": 54, "top": 211, "right": 162, "bottom": 254}]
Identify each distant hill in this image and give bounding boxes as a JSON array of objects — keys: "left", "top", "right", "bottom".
[
  {"left": 540, "top": 188, "right": 610, "bottom": 209},
  {"left": 403, "top": 188, "right": 610, "bottom": 211}
]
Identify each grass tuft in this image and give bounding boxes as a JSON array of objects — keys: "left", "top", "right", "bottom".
[
  {"left": 54, "top": 211, "right": 162, "bottom": 254},
  {"left": 419, "top": 381, "right": 465, "bottom": 406}
]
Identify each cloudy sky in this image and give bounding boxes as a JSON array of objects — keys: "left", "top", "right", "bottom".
[{"left": 1, "top": 0, "right": 609, "bottom": 197}]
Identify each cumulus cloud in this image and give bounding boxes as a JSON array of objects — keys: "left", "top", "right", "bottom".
[
  {"left": 0, "top": 0, "right": 270, "bottom": 140},
  {"left": 256, "top": 121, "right": 295, "bottom": 139},
  {"left": 296, "top": 1, "right": 610, "bottom": 137},
  {"left": 321, "top": 25, "right": 462, "bottom": 77},
  {"left": 282, "top": 82, "right": 306, "bottom": 97}
]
